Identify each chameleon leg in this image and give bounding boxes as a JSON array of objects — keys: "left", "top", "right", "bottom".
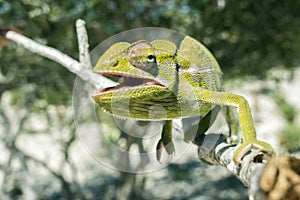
[
  {"left": 182, "top": 106, "right": 220, "bottom": 143},
  {"left": 195, "top": 89, "right": 276, "bottom": 164},
  {"left": 156, "top": 120, "right": 175, "bottom": 162},
  {"left": 224, "top": 105, "right": 239, "bottom": 142},
  {"left": 193, "top": 106, "right": 220, "bottom": 141},
  {"left": 193, "top": 106, "right": 222, "bottom": 165}
]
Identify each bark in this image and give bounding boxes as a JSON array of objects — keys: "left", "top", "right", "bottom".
[{"left": 194, "top": 133, "right": 300, "bottom": 200}]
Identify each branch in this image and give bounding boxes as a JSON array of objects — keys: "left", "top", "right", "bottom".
[
  {"left": 76, "top": 19, "right": 92, "bottom": 69},
  {"left": 193, "top": 134, "right": 300, "bottom": 200},
  {"left": 0, "top": 23, "right": 115, "bottom": 88}
]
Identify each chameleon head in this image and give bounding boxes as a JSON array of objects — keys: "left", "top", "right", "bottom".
[{"left": 92, "top": 40, "right": 181, "bottom": 120}]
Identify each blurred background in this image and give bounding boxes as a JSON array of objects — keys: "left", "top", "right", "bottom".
[{"left": 0, "top": 0, "right": 300, "bottom": 199}]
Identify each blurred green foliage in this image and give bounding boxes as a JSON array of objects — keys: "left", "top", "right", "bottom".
[
  {"left": 1, "top": 0, "right": 300, "bottom": 104},
  {"left": 281, "top": 124, "right": 300, "bottom": 152},
  {"left": 275, "top": 95, "right": 298, "bottom": 123},
  {"left": 275, "top": 94, "right": 300, "bottom": 152}
]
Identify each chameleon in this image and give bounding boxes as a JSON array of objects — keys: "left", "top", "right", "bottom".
[{"left": 92, "top": 35, "right": 276, "bottom": 164}]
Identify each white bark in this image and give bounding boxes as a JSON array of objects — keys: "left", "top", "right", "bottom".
[
  {"left": 193, "top": 134, "right": 269, "bottom": 199},
  {"left": 3, "top": 20, "right": 115, "bottom": 88},
  {"left": 76, "top": 19, "right": 92, "bottom": 69}
]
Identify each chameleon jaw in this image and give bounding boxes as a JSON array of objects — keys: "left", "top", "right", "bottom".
[
  {"left": 92, "top": 71, "right": 178, "bottom": 121},
  {"left": 94, "top": 72, "right": 165, "bottom": 94}
]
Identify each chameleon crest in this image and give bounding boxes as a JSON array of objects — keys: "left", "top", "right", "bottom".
[{"left": 93, "top": 36, "right": 275, "bottom": 164}]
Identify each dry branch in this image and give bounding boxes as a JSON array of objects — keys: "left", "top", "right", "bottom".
[
  {"left": 0, "top": 24, "right": 115, "bottom": 88},
  {"left": 194, "top": 134, "right": 300, "bottom": 200}
]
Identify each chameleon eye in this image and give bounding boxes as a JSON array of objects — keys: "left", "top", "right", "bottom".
[
  {"left": 112, "top": 60, "right": 119, "bottom": 67},
  {"left": 128, "top": 41, "right": 155, "bottom": 69},
  {"left": 147, "top": 55, "right": 156, "bottom": 63}
]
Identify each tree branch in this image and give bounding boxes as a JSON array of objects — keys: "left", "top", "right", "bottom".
[
  {"left": 193, "top": 134, "right": 300, "bottom": 200},
  {"left": 76, "top": 19, "right": 92, "bottom": 69},
  {"left": 1, "top": 24, "right": 115, "bottom": 88}
]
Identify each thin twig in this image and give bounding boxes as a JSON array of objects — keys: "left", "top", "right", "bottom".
[
  {"left": 4, "top": 30, "right": 115, "bottom": 88},
  {"left": 76, "top": 19, "right": 92, "bottom": 69}
]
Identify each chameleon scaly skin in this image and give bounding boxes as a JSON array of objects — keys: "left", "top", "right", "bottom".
[{"left": 92, "top": 36, "right": 276, "bottom": 164}]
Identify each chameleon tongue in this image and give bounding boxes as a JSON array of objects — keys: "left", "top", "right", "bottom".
[
  {"left": 119, "top": 77, "right": 144, "bottom": 87},
  {"left": 143, "top": 79, "right": 161, "bottom": 86}
]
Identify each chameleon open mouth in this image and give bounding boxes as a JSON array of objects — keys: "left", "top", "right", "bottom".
[
  {"left": 92, "top": 71, "right": 179, "bottom": 120},
  {"left": 96, "top": 72, "right": 164, "bottom": 94}
]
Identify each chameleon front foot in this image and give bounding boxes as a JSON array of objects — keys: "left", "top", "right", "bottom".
[
  {"left": 233, "top": 139, "right": 276, "bottom": 164},
  {"left": 156, "top": 120, "right": 175, "bottom": 163},
  {"left": 156, "top": 139, "right": 175, "bottom": 163}
]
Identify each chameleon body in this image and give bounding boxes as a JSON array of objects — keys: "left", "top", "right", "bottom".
[{"left": 92, "top": 36, "right": 275, "bottom": 164}]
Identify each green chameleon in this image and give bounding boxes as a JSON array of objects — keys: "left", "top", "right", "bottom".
[{"left": 92, "top": 35, "right": 275, "bottom": 164}]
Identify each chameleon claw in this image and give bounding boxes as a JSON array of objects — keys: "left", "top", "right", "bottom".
[
  {"left": 233, "top": 139, "right": 276, "bottom": 165},
  {"left": 156, "top": 139, "right": 175, "bottom": 163}
]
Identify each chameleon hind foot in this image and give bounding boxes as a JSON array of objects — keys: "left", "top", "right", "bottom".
[
  {"left": 156, "top": 139, "right": 175, "bottom": 163},
  {"left": 233, "top": 138, "right": 276, "bottom": 164}
]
